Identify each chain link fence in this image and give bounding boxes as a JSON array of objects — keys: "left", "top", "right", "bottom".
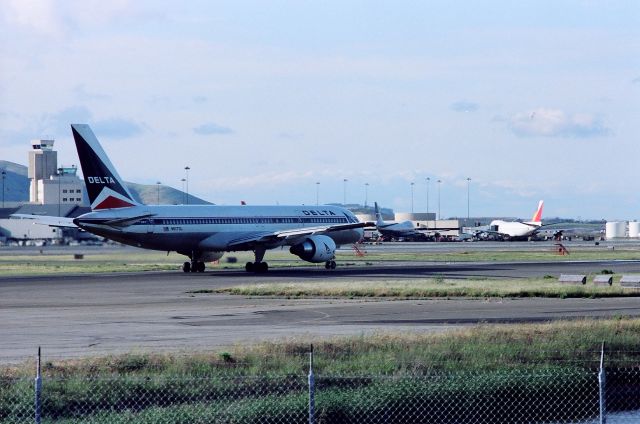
[{"left": 2, "top": 359, "right": 640, "bottom": 423}]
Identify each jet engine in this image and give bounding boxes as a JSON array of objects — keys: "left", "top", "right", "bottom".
[{"left": 289, "top": 235, "right": 336, "bottom": 263}]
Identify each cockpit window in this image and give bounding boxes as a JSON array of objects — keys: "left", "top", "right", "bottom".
[{"left": 343, "top": 212, "right": 358, "bottom": 223}]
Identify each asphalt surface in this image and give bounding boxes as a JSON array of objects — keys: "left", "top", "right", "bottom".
[{"left": 2, "top": 255, "right": 640, "bottom": 364}]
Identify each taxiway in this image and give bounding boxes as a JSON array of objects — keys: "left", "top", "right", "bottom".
[{"left": 2, "top": 258, "right": 640, "bottom": 364}]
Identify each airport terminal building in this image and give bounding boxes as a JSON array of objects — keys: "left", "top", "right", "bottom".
[
  {"left": 28, "top": 139, "right": 85, "bottom": 206},
  {"left": 0, "top": 138, "right": 89, "bottom": 244}
]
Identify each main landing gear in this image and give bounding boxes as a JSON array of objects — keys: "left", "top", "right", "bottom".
[
  {"left": 245, "top": 261, "right": 268, "bottom": 273},
  {"left": 182, "top": 261, "right": 205, "bottom": 273},
  {"left": 245, "top": 248, "right": 268, "bottom": 273},
  {"left": 324, "top": 260, "right": 337, "bottom": 270}
]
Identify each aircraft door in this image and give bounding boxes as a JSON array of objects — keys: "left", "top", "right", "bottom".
[{"left": 145, "top": 214, "right": 154, "bottom": 234}]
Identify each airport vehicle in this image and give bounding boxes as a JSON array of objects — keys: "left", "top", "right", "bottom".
[
  {"left": 374, "top": 202, "right": 429, "bottom": 241},
  {"left": 468, "top": 201, "right": 545, "bottom": 240},
  {"left": 30, "top": 124, "right": 372, "bottom": 273}
]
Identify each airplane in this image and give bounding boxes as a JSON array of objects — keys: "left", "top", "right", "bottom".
[
  {"left": 466, "top": 200, "right": 545, "bottom": 240},
  {"left": 30, "top": 124, "right": 373, "bottom": 273},
  {"left": 374, "top": 202, "right": 429, "bottom": 241}
]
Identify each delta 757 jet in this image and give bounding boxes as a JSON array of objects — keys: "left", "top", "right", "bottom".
[{"left": 49, "top": 124, "right": 373, "bottom": 273}]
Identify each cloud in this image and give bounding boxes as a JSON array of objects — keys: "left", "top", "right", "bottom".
[
  {"left": 509, "top": 108, "right": 610, "bottom": 138},
  {"left": 0, "top": 0, "right": 145, "bottom": 38},
  {"left": 1, "top": 0, "right": 63, "bottom": 37},
  {"left": 632, "top": 77, "right": 640, "bottom": 84},
  {"left": 52, "top": 105, "right": 93, "bottom": 126},
  {"left": 193, "top": 96, "right": 208, "bottom": 104},
  {"left": 92, "top": 118, "right": 144, "bottom": 139},
  {"left": 0, "top": 106, "right": 144, "bottom": 147},
  {"left": 450, "top": 101, "right": 479, "bottom": 112},
  {"left": 193, "top": 122, "right": 233, "bottom": 135}
]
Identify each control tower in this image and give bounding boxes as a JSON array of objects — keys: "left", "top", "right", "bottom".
[
  {"left": 28, "top": 139, "right": 57, "bottom": 203},
  {"left": 28, "top": 139, "right": 85, "bottom": 206}
]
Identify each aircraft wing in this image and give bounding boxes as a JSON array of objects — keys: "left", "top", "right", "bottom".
[
  {"left": 269, "top": 221, "right": 375, "bottom": 240},
  {"left": 202, "top": 221, "right": 375, "bottom": 251},
  {"left": 10, "top": 214, "right": 77, "bottom": 228}
]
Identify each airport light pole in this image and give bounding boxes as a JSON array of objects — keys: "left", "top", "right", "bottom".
[
  {"left": 1, "top": 170, "right": 5, "bottom": 208},
  {"left": 58, "top": 168, "right": 63, "bottom": 217},
  {"left": 364, "top": 182, "right": 369, "bottom": 208},
  {"left": 466, "top": 177, "right": 471, "bottom": 220},
  {"left": 425, "top": 177, "right": 430, "bottom": 214},
  {"left": 181, "top": 178, "right": 186, "bottom": 204},
  {"left": 315, "top": 182, "right": 320, "bottom": 206},
  {"left": 156, "top": 181, "right": 161, "bottom": 205},
  {"left": 437, "top": 179, "right": 442, "bottom": 220},
  {"left": 410, "top": 182, "right": 415, "bottom": 213},
  {"left": 184, "top": 166, "right": 190, "bottom": 205},
  {"left": 343, "top": 178, "right": 348, "bottom": 206}
]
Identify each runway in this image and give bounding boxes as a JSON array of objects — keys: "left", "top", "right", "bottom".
[{"left": 2, "top": 259, "right": 640, "bottom": 364}]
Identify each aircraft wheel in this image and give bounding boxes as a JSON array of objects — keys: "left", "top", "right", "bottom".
[
  {"left": 245, "top": 262, "right": 254, "bottom": 272},
  {"left": 196, "top": 261, "right": 206, "bottom": 273},
  {"left": 182, "top": 262, "right": 191, "bottom": 273},
  {"left": 325, "top": 260, "right": 337, "bottom": 270},
  {"left": 257, "top": 262, "right": 268, "bottom": 273}
]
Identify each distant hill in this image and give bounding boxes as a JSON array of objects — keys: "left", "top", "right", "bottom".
[
  {"left": 0, "top": 161, "right": 29, "bottom": 202},
  {"left": 0, "top": 160, "right": 209, "bottom": 205},
  {"left": 126, "top": 182, "right": 211, "bottom": 205}
]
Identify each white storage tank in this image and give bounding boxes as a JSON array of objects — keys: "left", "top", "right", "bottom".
[
  {"left": 606, "top": 221, "right": 627, "bottom": 239},
  {"left": 629, "top": 221, "right": 640, "bottom": 238}
]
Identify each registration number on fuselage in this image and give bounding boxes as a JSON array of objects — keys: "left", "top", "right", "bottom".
[{"left": 162, "top": 226, "right": 183, "bottom": 232}]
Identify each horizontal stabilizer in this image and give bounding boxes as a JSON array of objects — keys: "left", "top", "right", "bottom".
[{"left": 10, "top": 214, "right": 77, "bottom": 228}]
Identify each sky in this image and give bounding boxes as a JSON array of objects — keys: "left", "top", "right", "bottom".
[{"left": 1, "top": 1, "right": 638, "bottom": 219}]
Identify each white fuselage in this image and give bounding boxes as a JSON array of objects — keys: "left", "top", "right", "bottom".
[
  {"left": 74, "top": 204, "right": 363, "bottom": 254},
  {"left": 489, "top": 220, "right": 541, "bottom": 238}
]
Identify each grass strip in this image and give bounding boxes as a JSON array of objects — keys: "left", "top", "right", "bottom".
[
  {"left": 204, "top": 276, "right": 640, "bottom": 299},
  {"left": 1, "top": 246, "right": 639, "bottom": 276},
  {"left": 3, "top": 319, "right": 640, "bottom": 422},
  {"left": 4, "top": 318, "right": 640, "bottom": 378}
]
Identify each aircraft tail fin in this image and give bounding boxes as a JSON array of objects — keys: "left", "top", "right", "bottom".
[
  {"left": 531, "top": 200, "right": 544, "bottom": 223},
  {"left": 71, "top": 124, "right": 139, "bottom": 211},
  {"left": 374, "top": 202, "right": 385, "bottom": 226}
]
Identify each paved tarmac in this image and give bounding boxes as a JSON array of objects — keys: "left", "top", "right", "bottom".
[{"left": 2, "top": 256, "right": 640, "bottom": 364}]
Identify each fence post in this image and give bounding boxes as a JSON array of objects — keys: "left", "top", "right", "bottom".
[
  {"left": 598, "top": 341, "right": 606, "bottom": 424},
  {"left": 34, "top": 346, "right": 42, "bottom": 424},
  {"left": 308, "top": 344, "right": 315, "bottom": 424}
]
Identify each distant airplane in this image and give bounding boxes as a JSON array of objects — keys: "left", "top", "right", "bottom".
[
  {"left": 20, "top": 124, "right": 373, "bottom": 273},
  {"left": 374, "top": 202, "right": 429, "bottom": 241},
  {"left": 468, "top": 200, "right": 545, "bottom": 240}
]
